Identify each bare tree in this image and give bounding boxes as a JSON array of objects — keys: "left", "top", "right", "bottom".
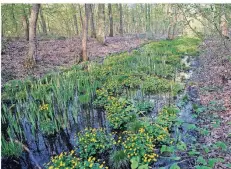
[
  {"left": 97, "top": 4, "right": 106, "bottom": 44},
  {"left": 82, "top": 4, "right": 90, "bottom": 61},
  {"left": 108, "top": 4, "right": 113, "bottom": 37},
  {"left": 119, "top": 4, "right": 123, "bottom": 36},
  {"left": 72, "top": 4, "right": 79, "bottom": 35},
  {"left": 79, "top": 4, "right": 84, "bottom": 31},
  {"left": 39, "top": 5, "right": 47, "bottom": 35},
  {"left": 26, "top": 4, "right": 40, "bottom": 67},
  {"left": 221, "top": 5, "right": 228, "bottom": 37},
  {"left": 89, "top": 4, "right": 96, "bottom": 38},
  {"left": 22, "top": 6, "right": 29, "bottom": 41}
]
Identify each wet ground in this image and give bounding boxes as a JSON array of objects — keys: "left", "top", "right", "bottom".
[{"left": 1, "top": 54, "right": 200, "bottom": 169}]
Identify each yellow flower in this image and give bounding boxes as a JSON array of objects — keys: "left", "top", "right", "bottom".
[
  {"left": 88, "top": 156, "right": 92, "bottom": 162},
  {"left": 139, "top": 128, "right": 145, "bottom": 133},
  {"left": 99, "top": 164, "right": 104, "bottom": 168},
  {"left": 89, "top": 163, "right": 93, "bottom": 167}
]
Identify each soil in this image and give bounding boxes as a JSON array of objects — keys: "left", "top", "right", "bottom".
[{"left": 1, "top": 35, "right": 158, "bottom": 85}]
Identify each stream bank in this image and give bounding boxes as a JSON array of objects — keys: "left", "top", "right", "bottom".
[{"left": 1, "top": 37, "right": 202, "bottom": 169}]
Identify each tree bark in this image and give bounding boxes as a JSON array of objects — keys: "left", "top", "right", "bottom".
[
  {"left": 89, "top": 4, "right": 96, "bottom": 38},
  {"left": 119, "top": 4, "right": 123, "bottom": 36},
  {"left": 11, "top": 4, "right": 18, "bottom": 36},
  {"left": 72, "top": 4, "right": 79, "bottom": 35},
  {"left": 27, "top": 4, "right": 40, "bottom": 67},
  {"left": 22, "top": 7, "right": 29, "bottom": 41},
  {"left": 221, "top": 5, "right": 228, "bottom": 37},
  {"left": 78, "top": 4, "right": 84, "bottom": 32},
  {"left": 108, "top": 4, "right": 113, "bottom": 37},
  {"left": 82, "top": 4, "right": 89, "bottom": 61},
  {"left": 97, "top": 4, "right": 106, "bottom": 44},
  {"left": 73, "top": 13, "right": 79, "bottom": 35},
  {"left": 39, "top": 6, "right": 47, "bottom": 35}
]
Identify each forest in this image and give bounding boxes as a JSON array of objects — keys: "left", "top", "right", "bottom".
[{"left": 1, "top": 3, "right": 231, "bottom": 169}]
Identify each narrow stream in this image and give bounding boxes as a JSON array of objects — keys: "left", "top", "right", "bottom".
[
  {"left": 2, "top": 55, "right": 200, "bottom": 169},
  {"left": 152, "top": 56, "right": 200, "bottom": 169}
]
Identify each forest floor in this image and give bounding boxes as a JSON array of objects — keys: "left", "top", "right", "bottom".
[
  {"left": 192, "top": 39, "right": 231, "bottom": 169},
  {"left": 1, "top": 35, "right": 154, "bottom": 85}
]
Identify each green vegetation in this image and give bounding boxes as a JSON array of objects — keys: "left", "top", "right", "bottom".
[
  {"left": 2, "top": 37, "right": 202, "bottom": 168},
  {"left": 1, "top": 138, "right": 23, "bottom": 157},
  {"left": 77, "top": 128, "right": 114, "bottom": 159}
]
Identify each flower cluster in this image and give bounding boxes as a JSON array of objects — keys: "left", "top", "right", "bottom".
[
  {"left": 105, "top": 97, "right": 138, "bottom": 129},
  {"left": 93, "top": 89, "right": 109, "bottom": 108},
  {"left": 46, "top": 152, "right": 108, "bottom": 169},
  {"left": 77, "top": 128, "right": 114, "bottom": 159},
  {"left": 121, "top": 129, "right": 158, "bottom": 165},
  {"left": 156, "top": 106, "right": 179, "bottom": 128},
  {"left": 83, "top": 156, "right": 108, "bottom": 169},
  {"left": 39, "top": 103, "right": 49, "bottom": 111},
  {"left": 46, "top": 151, "right": 81, "bottom": 169}
]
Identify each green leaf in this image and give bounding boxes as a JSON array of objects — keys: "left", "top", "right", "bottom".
[
  {"left": 197, "top": 156, "right": 207, "bottom": 165},
  {"left": 203, "top": 145, "right": 210, "bottom": 154},
  {"left": 138, "top": 164, "right": 149, "bottom": 169},
  {"left": 195, "top": 165, "right": 212, "bottom": 169},
  {"left": 188, "top": 149, "right": 200, "bottom": 156},
  {"left": 225, "top": 163, "right": 231, "bottom": 168},
  {"left": 170, "top": 156, "right": 181, "bottom": 161},
  {"left": 185, "top": 123, "right": 197, "bottom": 130},
  {"left": 131, "top": 161, "right": 138, "bottom": 169},
  {"left": 160, "top": 145, "right": 167, "bottom": 154},
  {"left": 208, "top": 158, "right": 224, "bottom": 167},
  {"left": 131, "top": 158, "right": 139, "bottom": 169},
  {"left": 170, "top": 163, "right": 180, "bottom": 169},
  {"left": 177, "top": 142, "right": 187, "bottom": 151},
  {"left": 215, "top": 141, "right": 227, "bottom": 151}
]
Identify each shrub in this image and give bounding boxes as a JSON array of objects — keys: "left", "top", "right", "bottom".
[
  {"left": 121, "top": 130, "right": 158, "bottom": 165},
  {"left": 77, "top": 128, "right": 114, "bottom": 159},
  {"left": 46, "top": 152, "right": 108, "bottom": 169},
  {"left": 105, "top": 97, "right": 138, "bottom": 129}
]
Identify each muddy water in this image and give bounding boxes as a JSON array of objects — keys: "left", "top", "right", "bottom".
[{"left": 2, "top": 56, "right": 199, "bottom": 169}]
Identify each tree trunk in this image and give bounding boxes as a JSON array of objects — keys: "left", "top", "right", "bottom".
[
  {"left": 11, "top": 4, "right": 18, "bottom": 36},
  {"left": 71, "top": 4, "right": 78, "bottom": 35},
  {"left": 27, "top": 4, "right": 40, "bottom": 67},
  {"left": 108, "top": 4, "right": 113, "bottom": 37},
  {"left": 40, "top": 6, "right": 47, "bottom": 35},
  {"left": 171, "top": 5, "right": 177, "bottom": 39},
  {"left": 82, "top": 4, "right": 89, "bottom": 61},
  {"left": 78, "top": 4, "right": 83, "bottom": 32},
  {"left": 97, "top": 4, "right": 106, "bottom": 44},
  {"left": 221, "top": 5, "right": 228, "bottom": 37},
  {"left": 89, "top": 4, "right": 96, "bottom": 38},
  {"left": 73, "top": 13, "right": 79, "bottom": 35},
  {"left": 22, "top": 7, "right": 29, "bottom": 41},
  {"left": 119, "top": 4, "right": 123, "bottom": 36}
]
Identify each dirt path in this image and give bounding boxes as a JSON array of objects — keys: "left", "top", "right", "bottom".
[{"left": 1, "top": 35, "right": 157, "bottom": 85}]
